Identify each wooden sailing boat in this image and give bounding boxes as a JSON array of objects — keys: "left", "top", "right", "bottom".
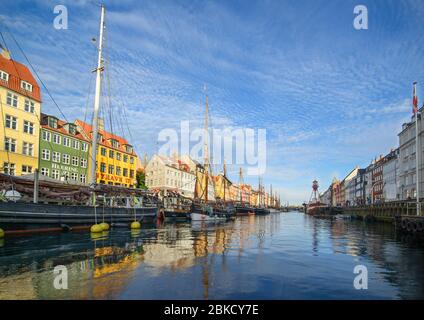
[
  {"left": 254, "top": 177, "right": 270, "bottom": 215},
  {"left": 234, "top": 168, "right": 255, "bottom": 216},
  {"left": 190, "top": 94, "right": 235, "bottom": 221}
]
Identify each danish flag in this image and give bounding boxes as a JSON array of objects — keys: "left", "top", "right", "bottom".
[{"left": 413, "top": 82, "right": 418, "bottom": 114}]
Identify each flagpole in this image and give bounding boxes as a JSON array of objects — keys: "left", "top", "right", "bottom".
[{"left": 414, "top": 82, "right": 420, "bottom": 216}]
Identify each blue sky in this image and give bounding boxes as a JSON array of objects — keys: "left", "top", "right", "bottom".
[{"left": 1, "top": 0, "right": 424, "bottom": 204}]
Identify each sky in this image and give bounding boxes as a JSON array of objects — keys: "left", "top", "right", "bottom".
[{"left": 1, "top": 0, "right": 424, "bottom": 204}]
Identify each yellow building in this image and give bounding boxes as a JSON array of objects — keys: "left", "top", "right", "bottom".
[
  {"left": 0, "top": 49, "right": 41, "bottom": 176},
  {"left": 75, "top": 119, "right": 137, "bottom": 187}
]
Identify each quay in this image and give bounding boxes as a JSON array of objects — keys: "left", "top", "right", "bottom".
[{"left": 341, "top": 201, "right": 424, "bottom": 235}]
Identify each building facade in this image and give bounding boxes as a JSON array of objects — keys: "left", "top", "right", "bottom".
[
  {"left": 39, "top": 114, "right": 90, "bottom": 184},
  {"left": 397, "top": 111, "right": 424, "bottom": 200},
  {"left": 382, "top": 149, "right": 399, "bottom": 202},
  {"left": 0, "top": 49, "right": 41, "bottom": 176},
  {"left": 372, "top": 156, "right": 384, "bottom": 203},
  {"left": 76, "top": 119, "right": 137, "bottom": 188},
  {"left": 145, "top": 154, "right": 196, "bottom": 198}
]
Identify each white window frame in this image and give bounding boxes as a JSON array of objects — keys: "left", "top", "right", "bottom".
[
  {"left": 42, "top": 130, "right": 51, "bottom": 141},
  {"left": 40, "top": 167, "right": 49, "bottom": 176},
  {"left": 52, "top": 151, "right": 61, "bottom": 163},
  {"left": 53, "top": 134, "right": 61, "bottom": 144},
  {"left": 23, "top": 120, "right": 34, "bottom": 135},
  {"left": 41, "top": 149, "right": 50, "bottom": 161},
  {"left": 4, "top": 137, "right": 16, "bottom": 152},
  {"left": 21, "top": 80, "right": 33, "bottom": 92},
  {"left": 22, "top": 142, "right": 33, "bottom": 156},
  {"left": 6, "top": 92, "right": 18, "bottom": 107},
  {"left": 70, "top": 172, "right": 78, "bottom": 181},
  {"left": 5, "top": 114, "right": 17, "bottom": 130},
  {"left": 0, "top": 70, "right": 9, "bottom": 82},
  {"left": 72, "top": 156, "right": 79, "bottom": 166},
  {"left": 24, "top": 99, "right": 35, "bottom": 113},
  {"left": 62, "top": 154, "right": 70, "bottom": 165},
  {"left": 51, "top": 169, "right": 60, "bottom": 180}
]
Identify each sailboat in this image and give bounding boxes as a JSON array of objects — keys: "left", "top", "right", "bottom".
[
  {"left": 0, "top": 5, "right": 159, "bottom": 235},
  {"left": 254, "top": 177, "right": 270, "bottom": 215},
  {"left": 234, "top": 168, "right": 255, "bottom": 216},
  {"left": 190, "top": 94, "right": 235, "bottom": 222}
]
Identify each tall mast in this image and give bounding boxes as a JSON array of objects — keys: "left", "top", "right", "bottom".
[
  {"left": 223, "top": 160, "right": 226, "bottom": 202},
  {"left": 204, "top": 93, "right": 209, "bottom": 202},
  {"left": 90, "top": 5, "right": 105, "bottom": 187}
]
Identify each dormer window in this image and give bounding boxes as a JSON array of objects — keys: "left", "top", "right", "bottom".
[
  {"left": 48, "top": 117, "right": 58, "bottom": 129},
  {"left": 0, "top": 70, "right": 9, "bottom": 82},
  {"left": 65, "top": 123, "right": 77, "bottom": 135},
  {"left": 21, "top": 80, "right": 33, "bottom": 92},
  {"left": 110, "top": 139, "right": 119, "bottom": 148},
  {"left": 97, "top": 133, "right": 103, "bottom": 142},
  {"left": 125, "top": 144, "right": 133, "bottom": 153}
]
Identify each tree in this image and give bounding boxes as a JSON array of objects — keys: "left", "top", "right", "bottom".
[{"left": 136, "top": 169, "right": 147, "bottom": 189}]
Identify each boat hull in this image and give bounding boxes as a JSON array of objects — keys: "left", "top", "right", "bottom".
[
  {"left": 164, "top": 210, "right": 191, "bottom": 222},
  {"left": 0, "top": 201, "right": 158, "bottom": 234},
  {"left": 235, "top": 206, "right": 255, "bottom": 216},
  {"left": 254, "top": 207, "right": 270, "bottom": 215}
]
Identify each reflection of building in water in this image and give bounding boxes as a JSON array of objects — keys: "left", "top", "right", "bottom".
[{"left": 0, "top": 240, "right": 144, "bottom": 299}]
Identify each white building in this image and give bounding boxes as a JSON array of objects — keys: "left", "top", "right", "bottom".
[
  {"left": 145, "top": 154, "right": 196, "bottom": 198},
  {"left": 397, "top": 110, "right": 424, "bottom": 200},
  {"left": 382, "top": 149, "right": 399, "bottom": 201}
]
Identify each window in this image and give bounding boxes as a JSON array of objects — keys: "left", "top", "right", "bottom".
[
  {"left": 52, "top": 151, "right": 61, "bottom": 163},
  {"left": 41, "top": 149, "right": 50, "bottom": 160},
  {"left": 63, "top": 137, "right": 71, "bottom": 147},
  {"left": 42, "top": 130, "right": 51, "bottom": 141},
  {"left": 53, "top": 134, "right": 61, "bottom": 144},
  {"left": 62, "top": 172, "right": 69, "bottom": 180},
  {"left": 22, "top": 165, "right": 32, "bottom": 174},
  {"left": 123, "top": 168, "right": 128, "bottom": 177},
  {"left": 108, "top": 164, "right": 114, "bottom": 174},
  {"left": 22, "top": 142, "right": 33, "bottom": 156},
  {"left": 48, "top": 117, "right": 58, "bottom": 129},
  {"left": 0, "top": 70, "right": 9, "bottom": 82},
  {"left": 80, "top": 158, "right": 87, "bottom": 168},
  {"left": 80, "top": 174, "right": 86, "bottom": 184},
  {"left": 130, "top": 170, "right": 134, "bottom": 178},
  {"left": 110, "top": 139, "right": 119, "bottom": 148},
  {"left": 123, "top": 155, "right": 128, "bottom": 163},
  {"left": 67, "top": 124, "right": 76, "bottom": 135},
  {"left": 40, "top": 167, "right": 49, "bottom": 176},
  {"left": 116, "top": 166, "right": 121, "bottom": 176},
  {"left": 125, "top": 145, "right": 133, "bottom": 153},
  {"left": 62, "top": 154, "right": 70, "bottom": 165},
  {"left": 82, "top": 143, "right": 88, "bottom": 152},
  {"left": 109, "top": 150, "right": 114, "bottom": 159},
  {"left": 100, "top": 162, "right": 106, "bottom": 173},
  {"left": 116, "top": 152, "right": 121, "bottom": 161},
  {"left": 51, "top": 169, "right": 60, "bottom": 180},
  {"left": 21, "top": 80, "right": 33, "bottom": 92},
  {"left": 130, "top": 157, "right": 134, "bottom": 164},
  {"left": 72, "top": 140, "right": 80, "bottom": 150},
  {"left": 5, "top": 115, "right": 17, "bottom": 130},
  {"left": 70, "top": 172, "right": 78, "bottom": 181},
  {"left": 24, "top": 100, "right": 35, "bottom": 113},
  {"left": 72, "top": 156, "right": 79, "bottom": 166},
  {"left": 4, "top": 137, "right": 16, "bottom": 152},
  {"left": 23, "top": 121, "right": 34, "bottom": 134},
  {"left": 6, "top": 92, "right": 17, "bottom": 107},
  {"left": 100, "top": 147, "right": 107, "bottom": 156},
  {"left": 3, "top": 162, "right": 15, "bottom": 175}
]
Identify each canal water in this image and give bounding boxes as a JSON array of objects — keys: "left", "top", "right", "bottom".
[{"left": 0, "top": 211, "right": 424, "bottom": 299}]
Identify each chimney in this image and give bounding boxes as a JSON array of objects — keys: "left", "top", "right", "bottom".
[{"left": 0, "top": 48, "right": 11, "bottom": 60}]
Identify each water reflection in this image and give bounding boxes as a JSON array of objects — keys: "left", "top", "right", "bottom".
[{"left": 0, "top": 212, "right": 423, "bottom": 299}]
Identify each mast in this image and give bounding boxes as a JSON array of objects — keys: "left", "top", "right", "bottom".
[
  {"left": 90, "top": 4, "right": 105, "bottom": 187},
  {"left": 204, "top": 93, "right": 209, "bottom": 202},
  {"left": 223, "top": 160, "right": 226, "bottom": 202}
]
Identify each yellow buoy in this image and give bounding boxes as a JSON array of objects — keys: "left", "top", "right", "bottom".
[
  {"left": 90, "top": 224, "right": 103, "bottom": 233},
  {"left": 0, "top": 228, "right": 4, "bottom": 239},
  {"left": 99, "top": 222, "right": 110, "bottom": 231},
  {"left": 131, "top": 221, "right": 141, "bottom": 229}
]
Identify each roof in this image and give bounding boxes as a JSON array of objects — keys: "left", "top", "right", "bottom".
[
  {"left": 75, "top": 119, "right": 136, "bottom": 155},
  {"left": 0, "top": 53, "right": 41, "bottom": 102},
  {"left": 41, "top": 113, "right": 89, "bottom": 142}
]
